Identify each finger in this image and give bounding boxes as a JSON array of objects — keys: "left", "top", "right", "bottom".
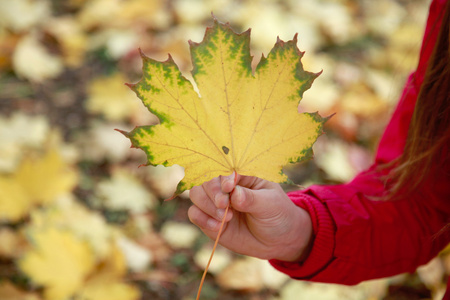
[
  {"left": 188, "top": 205, "right": 220, "bottom": 231},
  {"left": 203, "top": 177, "right": 229, "bottom": 208},
  {"left": 220, "top": 172, "right": 238, "bottom": 194},
  {"left": 188, "top": 205, "right": 233, "bottom": 232},
  {"left": 203, "top": 176, "right": 229, "bottom": 209},
  {"left": 190, "top": 185, "right": 229, "bottom": 221}
]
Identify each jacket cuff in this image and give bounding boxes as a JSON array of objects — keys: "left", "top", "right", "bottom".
[{"left": 269, "top": 191, "right": 335, "bottom": 278}]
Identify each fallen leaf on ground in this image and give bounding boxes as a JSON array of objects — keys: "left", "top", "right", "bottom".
[
  {"left": 160, "top": 221, "right": 200, "bottom": 249},
  {"left": 44, "top": 16, "right": 88, "bottom": 67},
  {"left": 0, "top": 113, "right": 49, "bottom": 172},
  {"left": 14, "top": 149, "right": 78, "bottom": 206},
  {"left": 79, "top": 122, "right": 140, "bottom": 163},
  {"left": 216, "top": 256, "right": 289, "bottom": 291},
  {"left": 19, "top": 227, "right": 95, "bottom": 300},
  {"left": 86, "top": 73, "right": 144, "bottom": 121},
  {"left": 96, "top": 168, "right": 156, "bottom": 213},
  {"left": 74, "top": 244, "right": 141, "bottom": 300},
  {"left": 0, "top": 149, "right": 77, "bottom": 222},
  {"left": 12, "top": 34, "right": 63, "bottom": 82},
  {"left": 29, "top": 195, "right": 115, "bottom": 260},
  {"left": 216, "top": 257, "right": 264, "bottom": 292},
  {"left": 116, "top": 236, "right": 153, "bottom": 272},
  {"left": 313, "top": 137, "right": 357, "bottom": 182},
  {"left": 0, "top": 176, "right": 30, "bottom": 222},
  {"left": 194, "top": 244, "right": 232, "bottom": 275},
  {"left": 146, "top": 165, "right": 185, "bottom": 199},
  {"left": 0, "top": 0, "right": 50, "bottom": 32}
]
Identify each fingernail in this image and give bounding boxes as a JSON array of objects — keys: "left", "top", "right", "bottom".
[
  {"left": 224, "top": 172, "right": 234, "bottom": 185},
  {"left": 207, "top": 218, "right": 219, "bottom": 230},
  {"left": 216, "top": 209, "right": 225, "bottom": 219},
  {"left": 234, "top": 185, "right": 241, "bottom": 197},
  {"left": 229, "top": 172, "right": 235, "bottom": 182},
  {"left": 222, "top": 172, "right": 236, "bottom": 193}
]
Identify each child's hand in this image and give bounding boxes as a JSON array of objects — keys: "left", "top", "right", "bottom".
[{"left": 188, "top": 173, "right": 313, "bottom": 262}]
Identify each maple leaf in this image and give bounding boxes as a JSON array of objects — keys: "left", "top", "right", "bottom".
[
  {"left": 0, "top": 149, "right": 78, "bottom": 222},
  {"left": 0, "top": 177, "right": 30, "bottom": 222},
  {"left": 86, "top": 73, "right": 142, "bottom": 121},
  {"left": 19, "top": 227, "right": 95, "bottom": 300},
  {"left": 120, "top": 18, "right": 327, "bottom": 196},
  {"left": 74, "top": 245, "right": 141, "bottom": 300},
  {"left": 14, "top": 149, "right": 78, "bottom": 205}
]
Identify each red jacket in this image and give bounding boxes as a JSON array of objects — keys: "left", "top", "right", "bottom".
[{"left": 270, "top": 0, "right": 450, "bottom": 297}]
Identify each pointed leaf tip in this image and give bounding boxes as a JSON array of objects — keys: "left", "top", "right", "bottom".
[
  {"left": 166, "top": 53, "right": 175, "bottom": 63},
  {"left": 124, "top": 82, "right": 136, "bottom": 90},
  {"left": 138, "top": 48, "right": 148, "bottom": 60},
  {"left": 114, "top": 128, "right": 130, "bottom": 137}
]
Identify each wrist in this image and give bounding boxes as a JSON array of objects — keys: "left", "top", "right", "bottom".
[{"left": 274, "top": 206, "right": 313, "bottom": 262}]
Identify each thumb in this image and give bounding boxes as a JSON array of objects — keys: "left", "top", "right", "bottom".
[{"left": 230, "top": 185, "right": 277, "bottom": 216}]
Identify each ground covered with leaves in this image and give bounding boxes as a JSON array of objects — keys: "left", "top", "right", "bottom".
[{"left": 0, "top": 0, "right": 449, "bottom": 299}]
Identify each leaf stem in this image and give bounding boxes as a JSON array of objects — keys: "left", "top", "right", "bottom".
[
  {"left": 196, "top": 171, "right": 237, "bottom": 300},
  {"left": 195, "top": 204, "right": 229, "bottom": 300}
]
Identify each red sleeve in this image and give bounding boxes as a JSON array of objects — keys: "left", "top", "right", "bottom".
[
  {"left": 270, "top": 0, "right": 450, "bottom": 284},
  {"left": 270, "top": 168, "right": 449, "bottom": 284}
]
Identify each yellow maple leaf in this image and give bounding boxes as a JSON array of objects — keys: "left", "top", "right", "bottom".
[
  {"left": 14, "top": 149, "right": 78, "bottom": 206},
  {"left": 120, "top": 18, "right": 326, "bottom": 196},
  {"left": 75, "top": 280, "right": 140, "bottom": 300},
  {"left": 0, "top": 176, "right": 30, "bottom": 222},
  {"left": 19, "top": 227, "right": 95, "bottom": 300},
  {"left": 86, "top": 73, "right": 142, "bottom": 121},
  {"left": 29, "top": 196, "right": 116, "bottom": 260},
  {"left": 74, "top": 246, "right": 140, "bottom": 300},
  {"left": 0, "top": 149, "right": 77, "bottom": 222}
]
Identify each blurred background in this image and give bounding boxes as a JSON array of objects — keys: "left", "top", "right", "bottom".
[{"left": 1, "top": 0, "right": 449, "bottom": 299}]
